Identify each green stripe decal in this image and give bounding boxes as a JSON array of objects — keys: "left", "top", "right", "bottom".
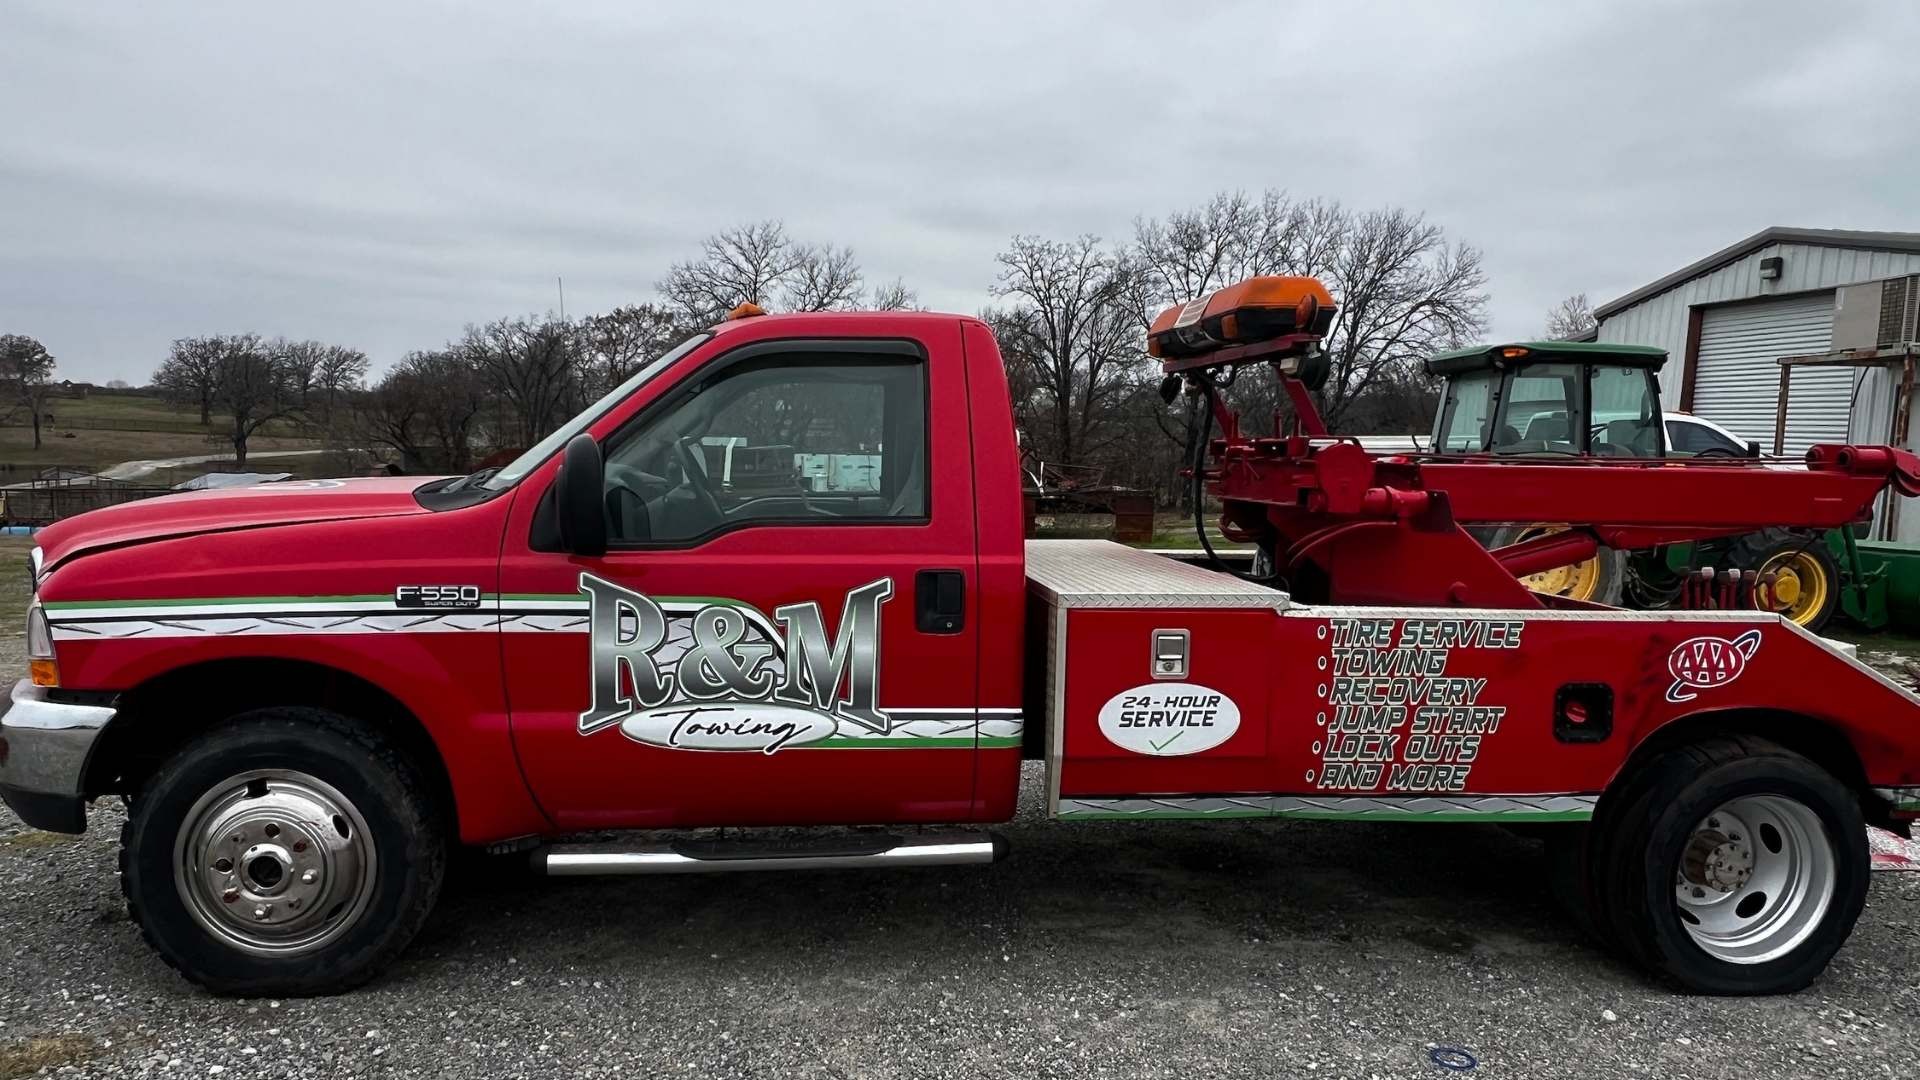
[
  {"left": 45, "top": 594, "right": 397, "bottom": 610},
  {"left": 1062, "top": 810, "right": 1273, "bottom": 820}
]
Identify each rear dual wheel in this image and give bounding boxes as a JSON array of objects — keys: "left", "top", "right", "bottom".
[{"left": 1555, "top": 736, "right": 1867, "bottom": 994}]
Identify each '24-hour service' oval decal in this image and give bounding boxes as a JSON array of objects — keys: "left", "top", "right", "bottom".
[{"left": 1098, "top": 683, "right": 1241, "bottom": 756}]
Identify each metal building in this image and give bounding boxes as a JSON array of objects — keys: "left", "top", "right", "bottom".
[{"left": 1596, "top": 227, "right": 1920, "bottom": 537}]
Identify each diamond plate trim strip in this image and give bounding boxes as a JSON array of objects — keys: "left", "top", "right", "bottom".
[{"left": 1025, "top": 540, "right": 1290, "bottom": 610}]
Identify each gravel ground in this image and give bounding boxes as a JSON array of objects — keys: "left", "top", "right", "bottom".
[{"left": 4, "top": 639, "right": 1920, "bottom": 1078}]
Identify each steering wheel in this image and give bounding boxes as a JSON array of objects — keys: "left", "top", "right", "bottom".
[
  {"left": 672, "top": 436, "right": 725, "bottom": 522},
  {"left": 1693, "top": 446, "right": 1741, "bottom": 459}
]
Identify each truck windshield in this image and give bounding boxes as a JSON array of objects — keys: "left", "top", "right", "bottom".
[{"left": 482, "top": 334, "right": 710, "bottom": 491}]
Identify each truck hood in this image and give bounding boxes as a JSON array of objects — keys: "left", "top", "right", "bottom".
[{"left": 34, "top": 476, "right": 448, "bottom": 570}]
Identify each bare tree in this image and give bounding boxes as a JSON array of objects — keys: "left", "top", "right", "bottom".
[
  {"left": 460, "top": 316, "right": 578, "bottom": 449},
  {"left": 659, "top": 221, "right": 799, "bottom": 322},
  {"left": 358, "top": 350, "right": 488, "bottom": 473},
  {"left": 211, "top": 334, "right": 300, "bottom": 466},
  {"left": 785, "top": 244, "right": 864, "bottom": 311},
  {"left": 576, "top": 303, "right": 686, "bottom": 399},
  {"left": 155, "top": 336, "right": 225, "bottom": 424},
  {"left": 659, "top": 220, "right": 909, "bottom": 321},
  {"left": 311, "top": 344, "right": 370, "bottom": 427},
  {"left": 1546, "top": 292, "right": 1598, "bottom": 340},
  {"left": 1131, "top": 191, "right": 1487, "bottom": 431},
  {"left": 273, "top": 339, "right": 327, "bottom": 406},
  {"left": 869, "top": 278, "right": 919, "bottom": 311},
  {"left": 989, "top": 235, "right": 1141, "bottom": 466},
  {"left": 1318, "top": 208, "right": 1486, "bottom": 428},
  {"left": 0, "top": 334, "right": 56, "bottom": 449}
]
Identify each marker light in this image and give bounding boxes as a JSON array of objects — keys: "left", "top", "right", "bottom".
[
  {"left": 1147, "top": 276, "right": 1337, "bottom": 360},
  {"left": 26, "top": 602, "right": 56, "bottom": 687},
  {"left": 724, "top": 302, "right": 766, "bottom": 321}
]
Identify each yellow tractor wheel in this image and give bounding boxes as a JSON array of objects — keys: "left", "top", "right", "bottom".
[
  {"left": 1487, "top": 525, "right": 1625, "bottom": 605},
  {"left": 1729, "top": 530, "right": 1840, "bottom": 630}
]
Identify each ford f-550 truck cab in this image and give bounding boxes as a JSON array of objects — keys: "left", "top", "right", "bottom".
[{"left": 7, "top": 285, "right": 1920, "bottom": 998}]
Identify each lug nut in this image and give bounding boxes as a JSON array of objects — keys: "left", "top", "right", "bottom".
[
  {"left": 300, "top": 870, "right": 317, "bottom": 885},
  {"left": 264, "top": 823, "right": 280, "bottom": 839},
  {"left": 288, "top": 898, "right": 301, "bottom": 911},
  {"left": 253, "top": 905, "right": 270, "bottom": 921},
  {"left": 292, "top": 840, "right": 307, "bottom": 853},
  {"left": 230, "top": 833, "right": 243, "bottom": 844},
  {"left": 222, "top": 889, "right": 239, "bottom": 904},
  {"left": 213, "top": 858, "right": 233, "bottom": 873}
]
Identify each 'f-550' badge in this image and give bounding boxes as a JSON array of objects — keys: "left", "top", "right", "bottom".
[
  {"left": 576, "top": 573, "right": 892, "bottom": 753},
  {"left": 1665, "top": 629, "right": 1761, "bottom": 704}
]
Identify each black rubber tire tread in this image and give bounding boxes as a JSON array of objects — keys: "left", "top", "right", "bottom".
[
  {"left": 1591, "top": 734, "right": 1867, "bottom": 995},
  {"left": 1541, "top": 822, "right": 1603, "bottom": 946},
  {"left": 1486, "top": 526, "right": 1626, "bottom": 606},
  {"left": 120, "top": 707, "right": 447, "bottom": 997},
  {"left": 1724, "top": 528, "right": 1841, "bottom": 632}
]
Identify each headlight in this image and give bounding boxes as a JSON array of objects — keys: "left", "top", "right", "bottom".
[{"left": 26, "top": 601, "right": 56, "bottom": 687}]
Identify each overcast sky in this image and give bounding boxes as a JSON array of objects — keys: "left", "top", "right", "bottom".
[{"left": 3, "top": 1, "right": 1915, "bottom": 384}]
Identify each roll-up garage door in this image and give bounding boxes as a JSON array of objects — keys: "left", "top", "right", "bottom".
[{"left": 1692, "top": 292, "right": 1843, "bottom": 458}]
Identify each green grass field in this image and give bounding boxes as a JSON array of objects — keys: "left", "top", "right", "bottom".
[{"left": 0, "top": 391, "right": 328, "bottom": 474}]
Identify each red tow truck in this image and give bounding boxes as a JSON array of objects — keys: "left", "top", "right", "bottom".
[{"left": 6, "top": 278, "right": 1920, "bottom": 997}]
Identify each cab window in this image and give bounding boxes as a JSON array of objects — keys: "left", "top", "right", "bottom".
[
  {"left": 1590, "top": 364, "right": 1662, "bottom": 458},
  {"left": 601, "top": 355, "right": 928, "bottom": 545},
  {"left": 1434, "top": 370, "right": 1496, "bottom": 451},
  {"left": 1492, "top": 363, "right": 1582, "bottom": 454}
]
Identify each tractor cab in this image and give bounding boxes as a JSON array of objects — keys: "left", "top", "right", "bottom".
[{"left": 1427, "top": 342, "right": 1668, "bottom": 458}]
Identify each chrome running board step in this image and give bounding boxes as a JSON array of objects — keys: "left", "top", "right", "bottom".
[{"left": 531, "top": 831, "right": 1006, "bottom": 876}]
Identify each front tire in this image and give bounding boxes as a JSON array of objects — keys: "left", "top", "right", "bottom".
[
  {"left": 1592, "top": 736, "right": 1867, "bottom": 994},
  {"left": 120, "top": 708, "right": 447, "bottom": 996}
]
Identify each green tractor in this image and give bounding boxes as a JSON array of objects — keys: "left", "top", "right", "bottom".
[{"left": 1423, "top": 341, "right": 1854, "bottom": 630}]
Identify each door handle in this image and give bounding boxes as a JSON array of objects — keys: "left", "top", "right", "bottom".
[{"left": 915, "top": 570, "right": 966, "bottom": 634}]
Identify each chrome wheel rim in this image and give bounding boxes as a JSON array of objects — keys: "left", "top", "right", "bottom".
[
  {"left": 174, "top": 770, "right": 376, "bottom": 958},
  {"left": 1673, "top": 794, "right": 1833, "bottom": 965}
]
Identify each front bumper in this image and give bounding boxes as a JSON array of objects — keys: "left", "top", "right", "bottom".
[{"left": 0, "top": 679, "right": 115, "bottom": 833}]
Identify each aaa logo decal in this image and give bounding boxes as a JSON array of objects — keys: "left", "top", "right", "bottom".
[
  {"left": 576, "top": 573, "right": 892, "bottom": 754},
  {"left": 1665, "top": 629, "right": 1762, "bottom": 704}
]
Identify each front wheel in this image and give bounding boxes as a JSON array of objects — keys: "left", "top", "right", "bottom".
[
  {"left": 120, "top": 708, "right": 447, "bottom": 996},
  {"left": 1591, "top": 736, "right": 1867, "bottom": 994}
]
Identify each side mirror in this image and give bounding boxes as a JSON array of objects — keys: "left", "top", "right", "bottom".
[
  {"left": 1745, "top": 439, "right": 1762, "bottom": 458},
  {"left": 556, "top": 433, "right": 607, "bottom": 557}
]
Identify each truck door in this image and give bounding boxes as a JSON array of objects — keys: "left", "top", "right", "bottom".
[{"left": 496, "top": 326, "right": 982, "bottom": 830}]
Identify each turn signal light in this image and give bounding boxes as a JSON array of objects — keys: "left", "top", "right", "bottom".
[
  {"left": 1148, "top": 276, "right": 1337, "bottom": 361},
  {"left": 28, "top": 658, "right": 57, "bottom": 688}
]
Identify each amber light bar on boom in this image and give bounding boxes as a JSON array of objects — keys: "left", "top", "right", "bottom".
[{"left": 1148, "top": 275, "right": 1337, "bottom": 370}]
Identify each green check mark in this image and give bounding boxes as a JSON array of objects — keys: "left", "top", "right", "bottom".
[{"left": 1149, "top": 732, "right": 1184, "bottom": 752}]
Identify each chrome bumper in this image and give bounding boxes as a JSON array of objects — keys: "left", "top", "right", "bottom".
[{"left": 0, "top": 679, "right": 115, "bottom": 833}]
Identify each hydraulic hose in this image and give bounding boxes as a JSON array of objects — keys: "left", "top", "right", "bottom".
[{"left": 1189, "top": 380, "right": 1266, "bottom": 583}]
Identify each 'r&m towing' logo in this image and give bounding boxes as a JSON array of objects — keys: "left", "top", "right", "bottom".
[
  {"left": 575, "top": 573, "right": 891, "bottom": 753},
  {"left": 1665, "top": 629, "right": 1762, "bottom": 704}
]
